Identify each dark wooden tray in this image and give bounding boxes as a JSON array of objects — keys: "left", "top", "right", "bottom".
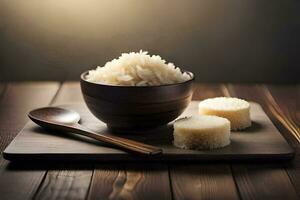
[{"left": 3, "top": 101, "right": 294, "bottom": 162}]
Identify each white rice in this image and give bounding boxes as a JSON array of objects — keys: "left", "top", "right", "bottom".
[{"left": 86, "top": 50, "right": 191, "bottom": 86}]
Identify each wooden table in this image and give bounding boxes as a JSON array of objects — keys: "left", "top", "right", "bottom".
[{"left": 0, "top": 82, "right": 299, "bottom": 200}]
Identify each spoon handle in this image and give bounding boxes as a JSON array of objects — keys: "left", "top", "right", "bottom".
[{"left": 69, "top": 124, "right": 162, "bottom": 155}]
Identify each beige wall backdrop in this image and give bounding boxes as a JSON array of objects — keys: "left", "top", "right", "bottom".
[{"left": 0, "top": 0, "right": 299, "bottom": 82}]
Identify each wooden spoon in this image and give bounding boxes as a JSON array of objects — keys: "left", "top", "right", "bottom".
[{"left": 28, "top": 107, "right": 162, "bottom": 155}]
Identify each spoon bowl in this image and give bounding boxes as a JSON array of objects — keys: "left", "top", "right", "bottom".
[{"left": 29, "top": 107, "right": 81, "bottom": 125}]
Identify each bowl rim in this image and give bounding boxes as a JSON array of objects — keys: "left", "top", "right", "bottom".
[{"left": 80, "top": 70, "right": 195, "bottom": 88}]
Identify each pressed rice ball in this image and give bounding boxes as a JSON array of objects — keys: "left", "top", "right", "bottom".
[
  {"left": 173, "top": 115, "right": 231, "bottom": 150},
  {"left": 198, "top": 97, "right": 251, "bottom": 130}
]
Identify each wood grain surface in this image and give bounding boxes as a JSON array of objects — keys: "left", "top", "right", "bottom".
[
  {"left": 266, "top": 85, "right": 300, "bottom": 143},
  {"left": 34, "top": 165, "right": 93, "bottom": 200},
  {"left": 170, "top": 164, "right": 239, "bottom": 200},
  {"left": 0, "top": 82, "right": 60, "bottom": 200},
  {"left": 267, "top": 85, "right": 299, "bottom": 126},
  {"left": 89, "top": 164, "right": 172, "bottom": 200},
  {"left": 0, "top": 82, "right": 299, "bottom": 200},
  {"left": 232, "top": 164, "right": 299, "bottom": 200}
]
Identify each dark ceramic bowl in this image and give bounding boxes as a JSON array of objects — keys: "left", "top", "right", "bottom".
[{"left": 80, "top": 71, "right": 194, "bottom": 132}]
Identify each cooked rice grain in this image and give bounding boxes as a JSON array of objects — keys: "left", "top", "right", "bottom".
[{"left": 86, "top": 50, "right": 191, "bottom": 86}]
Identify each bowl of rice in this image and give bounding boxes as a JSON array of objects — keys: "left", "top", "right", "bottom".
[{"left": 80, "top": 51, "right": 194, "bottom": 132}]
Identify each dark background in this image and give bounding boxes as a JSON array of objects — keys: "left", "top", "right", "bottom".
[{"left": 0, "top": 0, "right": 299, "bottom": 83}]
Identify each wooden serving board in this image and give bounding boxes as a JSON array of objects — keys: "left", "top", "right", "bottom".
[{"left": 3, "top": 101, "right": 294, "bottom": 162}]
